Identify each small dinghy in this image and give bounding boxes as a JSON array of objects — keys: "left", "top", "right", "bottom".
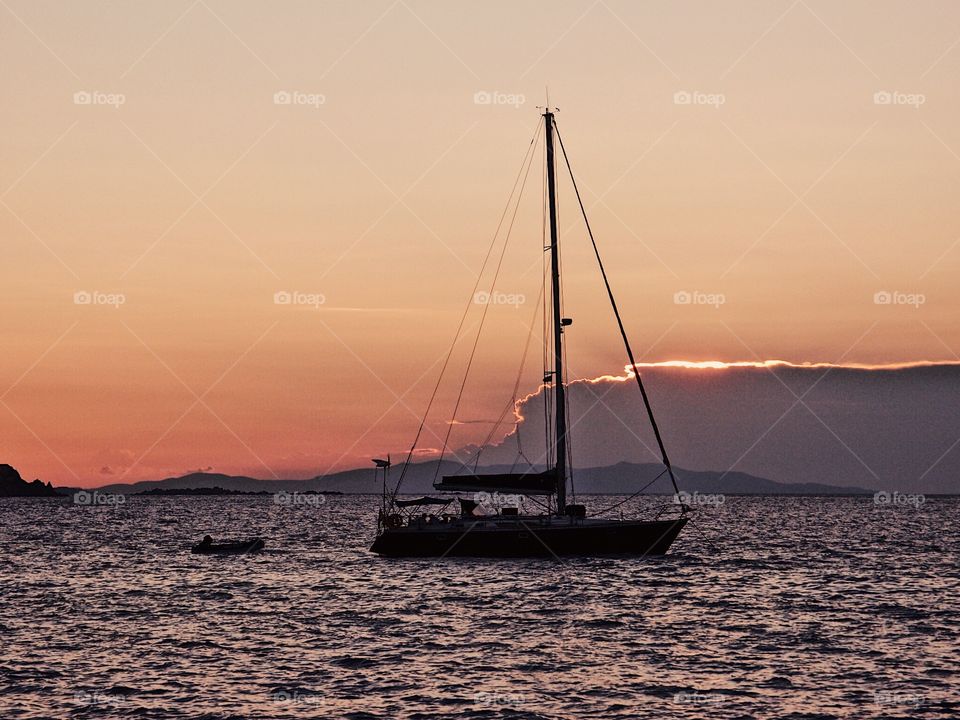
[{"left": 191, "top": 535, "right": 264, "bottom": 555}]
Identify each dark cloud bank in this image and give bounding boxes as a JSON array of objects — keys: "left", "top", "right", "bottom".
[{"left": 465, "top": 363, "right": 960, "bottom": 494}]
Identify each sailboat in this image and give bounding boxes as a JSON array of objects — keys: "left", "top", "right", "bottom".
[{"left": 370, "top": 107, "right": 688, "bottom": 557}]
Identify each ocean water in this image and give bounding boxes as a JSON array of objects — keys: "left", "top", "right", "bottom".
[{"left": 1, "top": 495, "right": 957, "bottom": 719}]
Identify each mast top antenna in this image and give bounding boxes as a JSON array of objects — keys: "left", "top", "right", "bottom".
[{"left": 537, "top": 87, "right": 558, "bottom": 115}]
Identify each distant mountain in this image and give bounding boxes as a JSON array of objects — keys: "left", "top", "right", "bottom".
[
  {"left": 100, "top": 472, "right": 269, "bottom": 494},
  {"left": 92, "top": 471, "right": 360, "bottom": 495},
  {"left": 572, "top": 462, "right": 874, "bottom": 495},
  {"left": 134, "top": 486, "right": 342, "bottom": 496},
  {"left": 0, "top": 464, "right": 61, "bottom": 497},
  {"left": 82, "top": 460, "right": 871, "bottom": 496},
  {"left": 136, "top": 486, "right": 272, "bottom": 496}
]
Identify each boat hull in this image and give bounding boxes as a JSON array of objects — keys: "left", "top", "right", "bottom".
[
  {"left": 191, "top": 538, "right": 264, "bottom": 555},
  {"left": 370, "top": 517, "right": 686, "bottom": 558}
]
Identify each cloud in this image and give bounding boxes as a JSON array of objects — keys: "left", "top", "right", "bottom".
[
  {"left": 464, "top": 361, "right": 960, "bottom": 493},
  {"left": 628, "top": 360, "right": 960, "bottom": 371}
]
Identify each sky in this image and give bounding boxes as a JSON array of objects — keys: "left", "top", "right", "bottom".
[{"left": 2, "top": 1, "right": 959, "bottom": 489}]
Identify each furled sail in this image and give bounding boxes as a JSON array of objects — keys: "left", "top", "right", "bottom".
[
  {"left": 434, "top": 470, "right": 556, "bottom": 495},
  {"left": 394, "top": 496, "right": 450, "bottom": 507}
]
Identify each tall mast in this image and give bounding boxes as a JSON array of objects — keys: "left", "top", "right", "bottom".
[{"left": 544, "top": 109, "right": 567, "bottom": 515}]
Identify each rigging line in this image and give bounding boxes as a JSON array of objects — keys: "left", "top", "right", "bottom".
[
  {"left": 474, "top": 390, "right": 525, "bottom": 473},
  {"left": 587, "top": 467, "right": 668, "bottom": 518},
  {"left": 475, "top": 275, "right": 546, "bottom": 465},
  {"left": 523, "top": 494, "right": 550, "bottom": 512},
  {"left": 476, "top": 289, "right": 542, "bottom": 457},
  {"left": 552, "top": 133, "right": 575, "bottom": 503},
  {"left": 471, "top": 268, "right": 545, "bottom": 474},
  {"left": 687, "top": 515, "right": 720, "bottom": 554},
  {"left": 561, "top": 300, "right": 576, "bottom": 502},
  {"left": 547, "top": 125, "right": 561, "bottom": 474},
  {"left": 393, "top": 119, "right": 543, "bottom": 498},
  {"left": 553, "top": 122, "right": 683, "bottom": 500},
  {"left": 433, "top": 122, "right": 542, "bottom": 483},
  {"left": 514, "top": 442, "right": 533, "bottom": 471},
  {"left": 562, "top": 329, "right": 575, "bottom": 502},
  {"left": 503, "top": 292, "right": 547, "bottom": 473}
]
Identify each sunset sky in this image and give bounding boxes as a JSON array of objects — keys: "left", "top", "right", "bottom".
[{"left": 2, "top": 1, "right": 959, "bottom": 487}]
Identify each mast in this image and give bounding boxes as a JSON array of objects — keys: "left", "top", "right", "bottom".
[{"left": 544, "top": 109, "right": 567, "bottom": 515}]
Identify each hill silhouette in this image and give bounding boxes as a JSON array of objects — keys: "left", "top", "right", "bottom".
[
  {"left": 71, "top": 460, "right": 871, "bottom": 496},
  {"left": 0, "top": 464, "right": 61, "bottom": 497}
]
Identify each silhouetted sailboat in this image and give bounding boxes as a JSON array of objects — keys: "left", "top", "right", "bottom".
[{"left": 370, "top": 107, "right": 687, "bottom": 557}]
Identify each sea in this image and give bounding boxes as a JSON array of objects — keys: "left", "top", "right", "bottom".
[{"left": 1, "top": 494, "right": 957, "bottom": 719}]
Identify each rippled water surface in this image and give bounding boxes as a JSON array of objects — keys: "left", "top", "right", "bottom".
[{"left": 1, "top": 495, "right": 958, "bottom": 719}]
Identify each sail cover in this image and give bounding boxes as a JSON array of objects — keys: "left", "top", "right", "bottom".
[{"left": 434, "top": 470, "right": 556, "bottom": 495}]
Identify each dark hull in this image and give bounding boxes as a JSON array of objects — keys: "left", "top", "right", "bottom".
[
  {"left": 370, "top": 517, "right": 686, "bottom": 558},
  {"left": 191, "top": 539, "right": 264, "bottom": 555}
]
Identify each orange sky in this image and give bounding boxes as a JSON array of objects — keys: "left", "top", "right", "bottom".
[{"left": 2, "top": 1, "right": 959, "bottom": 486}]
